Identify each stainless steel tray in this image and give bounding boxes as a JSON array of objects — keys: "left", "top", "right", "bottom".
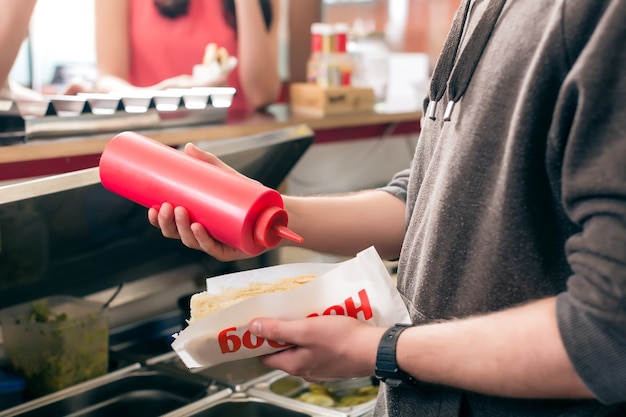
[
  {"left": 0, "top": 87, "right": 235, "bottom": 144},
  {"left": 249, "top": 371, "right": 377, "bottom": 417},
  {"left": 163, "top": 392, "right": 321, "bottom": 417},
  {"left": 149, "top": 355, "right": 275, "bottom": 393},
  {"left": 0, "top": 364, "right": 231, "bottom": 417}
]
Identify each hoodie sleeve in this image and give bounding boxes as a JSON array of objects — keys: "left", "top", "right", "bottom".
[
  {"left": 552, "top": 0, "right": 626, "bottom": 405},
  {"left": 379, "top": 168, "right": 411, "bottom": 203}
]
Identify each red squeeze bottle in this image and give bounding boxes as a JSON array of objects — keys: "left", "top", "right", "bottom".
[{"left": 98, "top": 131, "right": 303, "bottom": 255}]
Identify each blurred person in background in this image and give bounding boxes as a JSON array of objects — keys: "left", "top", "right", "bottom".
[
  {"left": 93, "top": 0, "right": 282, "bottom": 113},
  {"left": 0, "top": 0, "right": 43, "bottom": 102}
]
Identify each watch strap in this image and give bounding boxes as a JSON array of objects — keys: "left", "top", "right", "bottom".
[{"left": 375, "top": 323, "right": 416, "bottom": 387}]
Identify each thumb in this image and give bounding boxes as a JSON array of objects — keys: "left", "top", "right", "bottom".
[
  {"left": 183, "top": 143, "right": 240, "bottom": 174},
  {"left": 249, "top": 317, "right": 304, "bottom": 346}
]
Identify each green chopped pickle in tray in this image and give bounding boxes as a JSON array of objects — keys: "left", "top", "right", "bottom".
[
  {"left": 294, "top": 380, "right": 379, "bottom": 408},
  {"left": 0, "top": 296, "right": 109, "bottom": 398},
  {"left": 27, "top": 299, "right": 69, "bottom": 324}
]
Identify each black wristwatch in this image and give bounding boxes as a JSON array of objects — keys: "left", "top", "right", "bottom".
[{"left": 375, "top": 323, "right": 416, "bottom": 387}]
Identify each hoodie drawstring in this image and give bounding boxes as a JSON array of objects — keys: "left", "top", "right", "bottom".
[
  {"left": 444, "top": 0, "right": 508, "bottom": 121},
  {"left": 427, "top": 0, "right": 472, "bottom": 120},
  {"left": 427, "top": 0, "right": 508, "bottom": 122}
]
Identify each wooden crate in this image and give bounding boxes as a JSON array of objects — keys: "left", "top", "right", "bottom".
[{"left": 289, "top": 83, "right": 375, "bottom": 116}]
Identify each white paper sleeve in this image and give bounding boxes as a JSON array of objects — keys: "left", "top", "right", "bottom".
[{"left": 171, "top": 246, "right": 410, "bottom": 368}]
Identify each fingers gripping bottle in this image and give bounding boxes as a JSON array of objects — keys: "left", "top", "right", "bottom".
[{"left": 98, "top": 131, "right": 303, "bottom": 255}]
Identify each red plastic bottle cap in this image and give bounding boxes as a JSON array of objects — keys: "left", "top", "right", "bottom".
[{"left": 254, "top": 206, "right": 304, "bottom": 248}]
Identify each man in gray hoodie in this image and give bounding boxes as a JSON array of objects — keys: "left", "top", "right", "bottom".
[{"left": 151, "top": 0, "right": 626, "bottom": 415}]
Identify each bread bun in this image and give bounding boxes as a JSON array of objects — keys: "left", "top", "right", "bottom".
[
  {"left": 216, "top": 46, "right": 230, "bottom": 69},
  {"left": 202, "top": 43, "right": 230, "bottom": 69},
  {"left": 202, "top": 43, "right": 218, "bottom": 65},
  {"left": 189, "top": 275, "right": 316, "bottom": 324}
]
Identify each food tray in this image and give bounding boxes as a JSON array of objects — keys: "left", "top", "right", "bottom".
[
  {"left": 249, "top": 371, "right": 378, "bottom": 417},
  {"left": 0, "top": 87, "right": 235, "bottom": 144},
  {"left": 0, "top": 296, "right": 109, "bottom": 398}
]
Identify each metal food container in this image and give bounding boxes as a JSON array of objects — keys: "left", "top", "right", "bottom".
[
  {"left": 152, "top": 355, "right": 275, "bottom": 392},
  {"left": 249, "top": 371, "right": 378, "bottom": 417},
  {"left": 0, "top": 296, "right": 108, "bottom": 398},
  {"left": 0, "top": 365, "right": 231, "bottom": 417},
  {"left": 175, "top": 393, "right": 315, "bottom": 417}
]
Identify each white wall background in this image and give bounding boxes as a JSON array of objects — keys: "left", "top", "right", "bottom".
[{"left": 24, "top": 0, "right": 96, "bottom": 90}]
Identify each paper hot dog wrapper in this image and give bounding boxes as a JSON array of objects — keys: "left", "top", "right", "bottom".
[{"left": 171, "top": 246, "right": 411, "bottom": 368}]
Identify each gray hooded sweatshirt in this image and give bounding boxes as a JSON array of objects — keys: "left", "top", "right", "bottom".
[{"left": 377, "top": 0, "right": 626, "bottom": 415}]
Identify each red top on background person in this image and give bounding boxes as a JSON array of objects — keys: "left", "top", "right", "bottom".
[{"left": 94, "top": 0, "right": 281, "bottom": 114}]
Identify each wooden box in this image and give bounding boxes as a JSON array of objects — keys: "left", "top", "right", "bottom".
[{"left": 289, "top": 83, "right": 375, "bottom": 116}]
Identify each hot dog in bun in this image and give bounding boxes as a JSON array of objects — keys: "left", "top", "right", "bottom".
[{"left": 188, "top": 275, "right": 316, "bottom": 324}]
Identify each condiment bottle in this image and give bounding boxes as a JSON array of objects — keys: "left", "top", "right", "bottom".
[
  {"left": 306, "top": 22, "right": 325, "bottom": 84},
  {"left": 333, "top": 23, "right": 353, "bottom": 86},
  {"left": 307, "top": 22, "right": 335, "bottom": 87},
  {"left": 98, "top": 131, "right": 303, "bottom": 255}
]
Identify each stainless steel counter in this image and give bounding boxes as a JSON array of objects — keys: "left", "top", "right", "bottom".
[
  {"left": 0, "top": 125, "right": 329, "bottom": 416},
  {"left": 0, "top": 100, "right": 421, "bottom": 186}
]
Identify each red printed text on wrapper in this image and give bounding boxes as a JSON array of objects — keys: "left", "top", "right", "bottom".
[{"left": 217, "top": 288, "right": 372, "bottom": 354}]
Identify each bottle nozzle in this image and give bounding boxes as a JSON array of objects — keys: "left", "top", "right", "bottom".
[
  {"left": 254, "top": 206, "right": 304, "bottom": 248},
  {"left": 273, "top": 224, "right": 304, "bottom": 243}
]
